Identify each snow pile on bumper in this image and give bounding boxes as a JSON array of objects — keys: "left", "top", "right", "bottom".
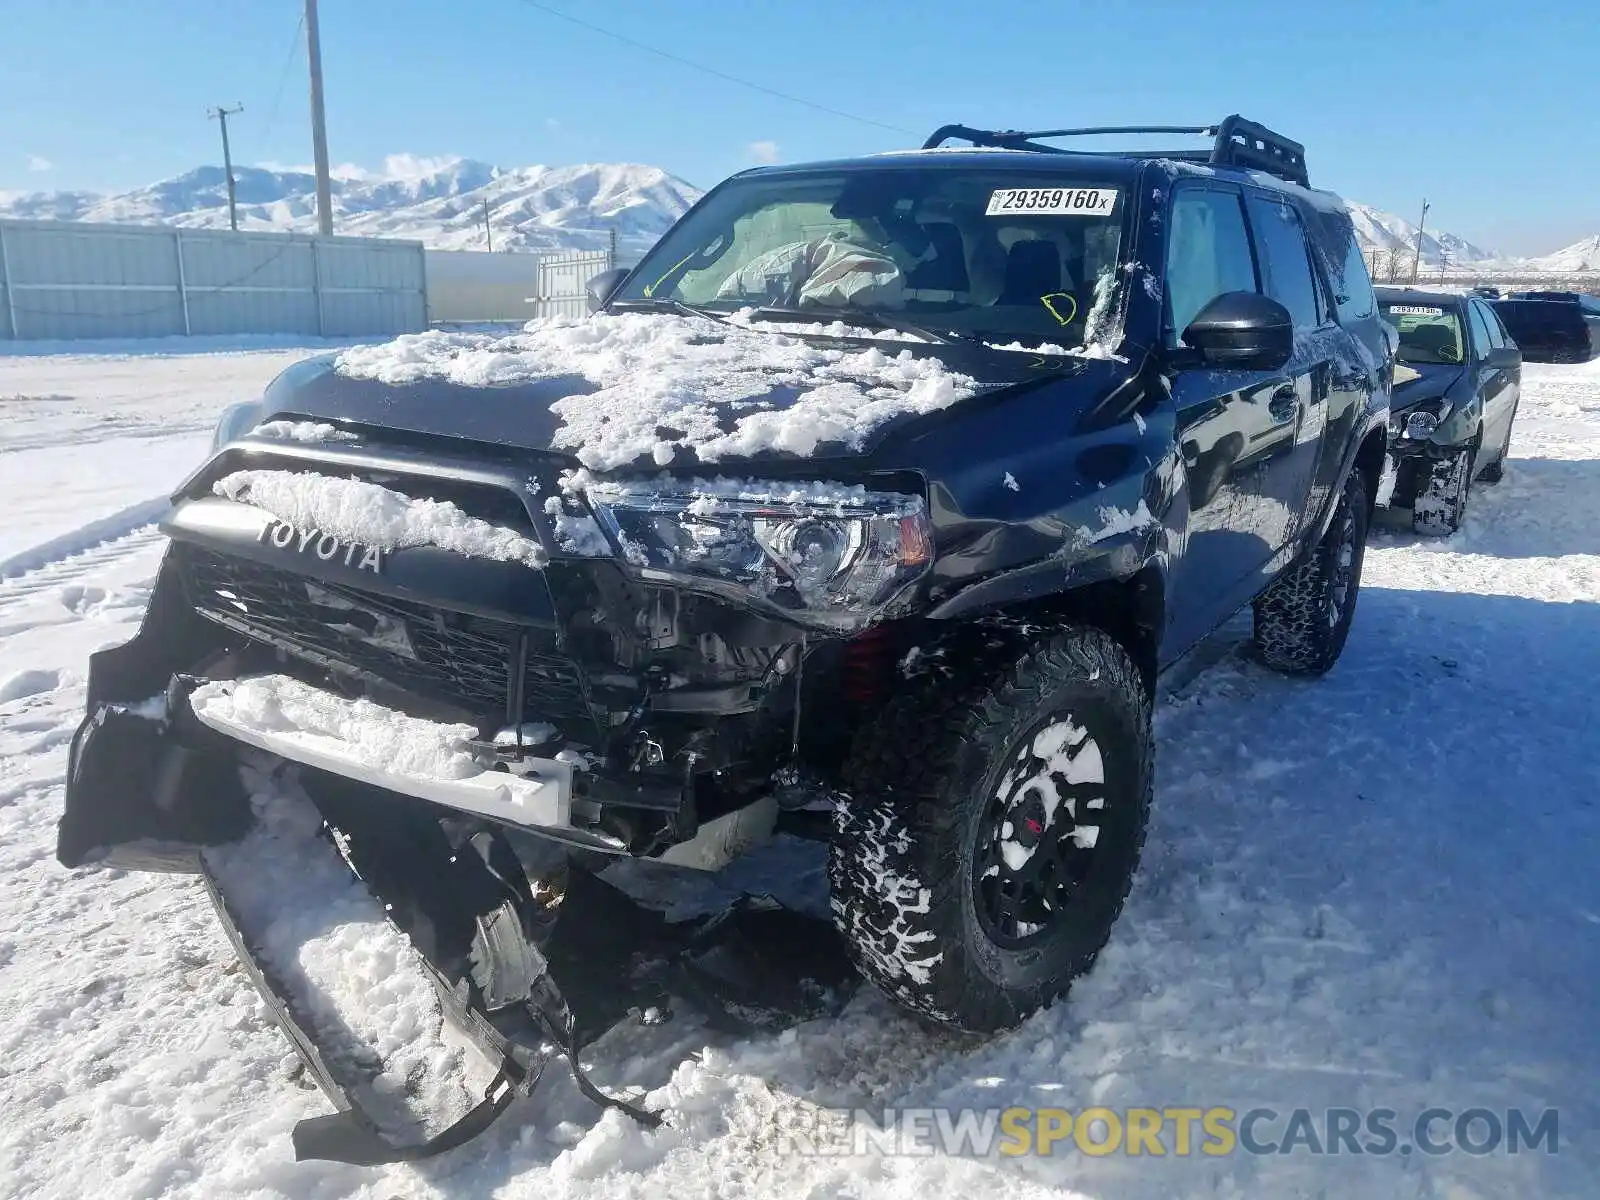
[{"left": 189, "top": 675, "right": 571, "bottom": 831}]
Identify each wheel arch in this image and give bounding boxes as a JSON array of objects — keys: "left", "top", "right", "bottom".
[
  {"left": 928, "top": 565, "right": 1164, "bottom": 696},
  {"left": 1353, "top": 425, "right": 1388, "bottom": 520}
]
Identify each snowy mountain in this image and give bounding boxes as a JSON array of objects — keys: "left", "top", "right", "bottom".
[
  {"left": 1530, "top": 234, "right": 1600, "bottom": 274},
  {"left": 2, "top": 158, "right": 1591, "bottom": 275},
  {"left": 1347, "top": 202, "right": 1500, "bottom": 268},
  {"left": 0, "top": 156, "right": 702, "bottom": 255}
]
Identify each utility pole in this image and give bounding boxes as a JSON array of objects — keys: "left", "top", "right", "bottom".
[
  {"left": 482, "top": 197, "right": 493, "bottom": 252},
  {"left": 305, "top": 0, "right": 334, "bottom": 236},
  {"left": 1438, "top": 249, "right": 1450, "bottom": 283},
  {"left": 207, "top": 104, "right": 244, "bottom": 231},
  {"left": 1410, "top": 198, "right": 1431, "bottom": 284},
  {"left": 608, "top": 224, "right": 618, "bottom": 269}
]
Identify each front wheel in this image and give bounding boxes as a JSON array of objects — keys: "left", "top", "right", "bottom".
[
  {"left": 829, "top": 626, "right": 1152, "bottom": 1033},
  {"left": 1413, "top": 445, "right": 1474, "bottom": 536},
  {"left": 1253, "top": 467, "right": 1370, "bottom": 676}
]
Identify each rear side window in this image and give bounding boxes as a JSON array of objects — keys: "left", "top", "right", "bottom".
[
  {"left": 1467, "top": 302, "right": 1497, "bottom": 358},
  {"left": 1315, "top": 210, "right": 1377, "bottom": 322},
  {"left": 1497, "top": 301, "right": 1581, "bottom": 337},
  {"left": 1165, "top": 187, "right": 1258, "bottom": 344},
  {"left": 1247, "top": 197, "right": 1323, "bottom": 330},
  {"left": 1485, "top": 307, "right": 1512, "bottom": 346}
]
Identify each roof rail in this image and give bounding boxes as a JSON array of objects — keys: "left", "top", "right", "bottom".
[{"left": 921, "top": 115, "right": 1310, "bottom": 187}]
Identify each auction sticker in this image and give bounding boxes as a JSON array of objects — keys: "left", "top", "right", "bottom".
[
  {"left": 986, "top": 187, "right": 1119, "bottom": 216},
  {"left": 1386, "top": 305, "right": 1445, "bottom": 316}
]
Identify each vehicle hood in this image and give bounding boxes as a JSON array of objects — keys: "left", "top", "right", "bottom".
[
  {"left": 1391, "top": 362, "right": 1462, "bottom": 411},
  {"left": 258, "top": 317, "right": 1093, "bottom": 473}
]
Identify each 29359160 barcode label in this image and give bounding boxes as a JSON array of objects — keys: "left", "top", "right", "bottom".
[{"left": 985, "top": 187, "right": 1119, "bottom": 216}]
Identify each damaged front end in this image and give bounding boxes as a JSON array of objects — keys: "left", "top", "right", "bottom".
[{"left": 57, "top": 436, "right": 910, "bottom": 1159}]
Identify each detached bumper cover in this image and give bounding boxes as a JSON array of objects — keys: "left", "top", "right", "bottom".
[{"left": 200, "top": 861, "right": 538, "bottom": 1165}]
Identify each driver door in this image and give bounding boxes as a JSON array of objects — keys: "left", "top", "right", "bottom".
[{"left": 1164, "top": 183, "right": 1290, "bottom": 651}]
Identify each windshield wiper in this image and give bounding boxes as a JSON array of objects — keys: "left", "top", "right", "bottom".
[
  {"left": 609, "top": 297, "right": 731, "bottom": 326},
  {"left": 746, "top": 306, "right": 984, "bottom": 346}
]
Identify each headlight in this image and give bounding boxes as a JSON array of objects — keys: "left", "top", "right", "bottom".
[
  {"left": 211, "top": 400, "right": 264, "bottom": 451},
  {"left": 1392, "top": 402, "right": 1450, "bottom": 441},
  {"left": 585, "top": 478, "right": 933, "bottom": 629},
  {"left": 1403, "top": 410, "right": 1441, "bottom": 439}
]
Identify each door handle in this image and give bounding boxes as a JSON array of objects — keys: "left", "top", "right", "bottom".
[{"left": 1268, "top": 384, "right": 1300, "bottom": 424}]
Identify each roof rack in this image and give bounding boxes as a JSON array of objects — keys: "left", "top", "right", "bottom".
[{"left": 920, "top": 115, "right": 1310, "bottom": 187}]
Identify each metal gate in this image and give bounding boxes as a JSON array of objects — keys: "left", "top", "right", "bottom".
[{"left": 531, "top": 248, "right": 613, "bottom": 320}]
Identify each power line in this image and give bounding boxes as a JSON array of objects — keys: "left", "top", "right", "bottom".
[
  {"left": 509, "top": 0, "right": 910, "bottom": 135},
  {"left": 259, "top": 13, "right": 308, "bottom": 152}
]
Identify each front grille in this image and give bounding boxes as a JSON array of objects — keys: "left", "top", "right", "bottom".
[{"left": 179, "top": 545, "right": 592, "bottom": 727}]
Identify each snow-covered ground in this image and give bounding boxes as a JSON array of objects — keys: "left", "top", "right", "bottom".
[
  {"left": 0, "top": 337, "right": 364, "bottom": 571},
  {"left": 1, "top": 344, "right": 1597, "bottom": 1198}
]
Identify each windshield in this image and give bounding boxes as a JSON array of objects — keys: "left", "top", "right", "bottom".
[
  {"left": 615, "top": 169, "right": 1129, "bottom": 349},
  {"left": 1380, "top": 302, "right": 1465, "bottom": 365}
]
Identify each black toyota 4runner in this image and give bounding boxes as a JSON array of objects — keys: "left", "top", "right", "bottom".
[{"left": 59, "top": 118, "right": 1390, "bottom": 1040}]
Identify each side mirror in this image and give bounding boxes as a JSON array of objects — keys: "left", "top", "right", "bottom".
[
  {"left": 585, "top": 267, "right": 631, "bottom": 313},
  {"left": 1180, "top": 291, "right": 1294, "bottom": 371},
  {"left": 1487, "top": 345, "right": 1521, "bottom": 369}
]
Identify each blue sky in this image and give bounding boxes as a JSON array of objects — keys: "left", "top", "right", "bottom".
[{"left": 1, "top": 0, "right": 1593, "bottom": 254}]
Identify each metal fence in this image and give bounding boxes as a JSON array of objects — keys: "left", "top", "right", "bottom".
[
  {"left": 531, "top": 248, "right": 615, "bottom": 320},
  {"left": 0, "top": 219, "right": 428, "bottom": 342}
]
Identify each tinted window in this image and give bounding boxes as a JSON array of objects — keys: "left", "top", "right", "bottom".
[
  {"left": 1315, "top": 210, "right": 1377, "bottom": 322},
  {"left": 1247, "top": 197, "right": 1322, "bottom": 329},
  {"left": 1493, "top": 301, "right": 1584, "bottom": 343},
  {"left": 1486, "top": 306, "right": 1513, "bottom": 346},
  {"left": 1165, "top": 187, "right": 1257, "bottom": 344},
  {"left": 1467, "top": 302, "right": 1497, "bottom": 358}
]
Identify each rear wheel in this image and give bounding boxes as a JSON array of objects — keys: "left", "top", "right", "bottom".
[
  {"left": 829, "top": 626, "right": 1152, "bottom": 1033},
  {"left": 1413, "top": 444, "right": 1474, "bottom": 535},
  {"left": 1252, "top": 468, "right": 1369, "bottom": 676}
]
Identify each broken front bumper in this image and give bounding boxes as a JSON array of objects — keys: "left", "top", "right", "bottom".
[{"left": 55, "top": 535, "right": 783, "bottom": 872}]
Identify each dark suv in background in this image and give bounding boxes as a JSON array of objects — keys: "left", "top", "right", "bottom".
[{"left": 1492, "top": 293, "right": 1600, "bottom": 363}]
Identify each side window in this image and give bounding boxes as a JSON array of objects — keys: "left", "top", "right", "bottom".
[
  {"left": 1246, "top": 196, "right": 1323, "bottom": 330},
  {"left": 1467, "top": 302, "right": 1497, "bottom": 359},
  {"left": 1481, "top": 303, "right": 1506, "bottom": 349},
  {"left": 1487, "top": 306, "right": 1514, "bottom": 347},
  {"left": 1165, "top": 187, "right": 1258, "bottom": 345},
  {"left": 1319, "top": 212, "right": 1377, "bottom": 322}
]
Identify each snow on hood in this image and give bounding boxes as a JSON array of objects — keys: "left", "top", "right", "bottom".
[{"left": 333, "top": 312, "right": 979, "bottom": 471}]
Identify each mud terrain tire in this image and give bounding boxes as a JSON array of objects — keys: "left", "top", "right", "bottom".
[
  {"left": 829, "top": 626, "right": 1152, "bottom": 1033},
  {"left": 1252, "top": 467, "right": 1369, "bottom": 675}
]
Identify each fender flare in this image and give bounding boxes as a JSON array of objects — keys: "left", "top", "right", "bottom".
[
  {"left": 1303, "top": 414, "right": 1389, "bottom": 552},
  {"left": 924, "top": 523, "right": 1165, "bottom": 622}
]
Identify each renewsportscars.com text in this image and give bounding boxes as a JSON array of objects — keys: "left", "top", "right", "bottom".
[{"left": 765, "top": 1106, "right": 1559, "bottom": 1159}]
